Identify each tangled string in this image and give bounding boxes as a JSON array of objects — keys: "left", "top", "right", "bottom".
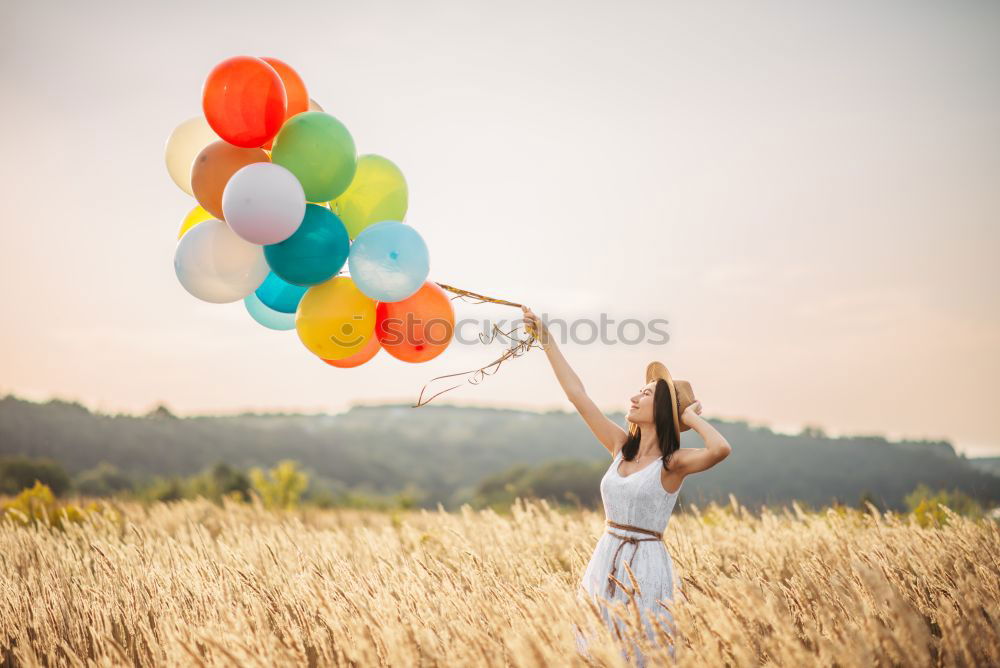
[{"left": 412, "top": 283, "right": 544, "bottom": 407}]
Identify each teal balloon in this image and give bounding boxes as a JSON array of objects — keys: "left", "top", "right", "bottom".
[
  {"left": 244, "top": 292, "right": 296, "bottom": 330},
  {"left": 348, "top": 221, "right": 429, "bottom": 301},
  {"left": 255, "top": 271, "right": 307, "bottom": 314},
  {"left": 264, "top": 204, "right": 349, "bottom": 286}
]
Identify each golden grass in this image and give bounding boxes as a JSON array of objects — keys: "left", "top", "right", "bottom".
[{"left": 1, "top": 496, "right": 997, "bottom": 667}]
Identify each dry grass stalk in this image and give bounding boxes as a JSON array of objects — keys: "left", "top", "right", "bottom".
[{"left": 1, "top": 496, "right": 997, "bottom": 666}]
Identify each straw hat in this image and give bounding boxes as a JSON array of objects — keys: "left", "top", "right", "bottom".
[{"left": 630, "top": 361, "right": 697, "bottom": 443}]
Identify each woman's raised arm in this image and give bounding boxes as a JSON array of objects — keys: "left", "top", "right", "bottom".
[
  {"left": 674, "top": 402, "right": 732, "bottom": 474},
  {"left": 522, "top": 305, "right": 628, "bottom": 456}
]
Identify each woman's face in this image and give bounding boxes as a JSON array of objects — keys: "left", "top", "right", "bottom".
[{"left": 626, "top": 381, "right": 657, "bottom": 425}]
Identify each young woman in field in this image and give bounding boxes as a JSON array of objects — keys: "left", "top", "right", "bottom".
[{"left": 521, "top": 305, "right": 732, "bottom": 664}]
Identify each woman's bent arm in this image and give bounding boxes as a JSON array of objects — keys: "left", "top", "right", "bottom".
[
  {"left": 523, "top": 306, "right": 627, "bottom": 455},
  {"left": 676, "top": 407, "right": 732, "bottom": 474}
]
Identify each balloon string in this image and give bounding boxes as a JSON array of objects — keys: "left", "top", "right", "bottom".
[
  {"left": 433, "top": 282, "right": 526, "bottom": 308},
  {"left": 411, "top": 283, "right": 543, "bottom": 408}
]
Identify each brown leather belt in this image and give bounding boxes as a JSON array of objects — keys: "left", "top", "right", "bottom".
[{"left": 604, "top": 519, "right": 663, "bottom": 598}]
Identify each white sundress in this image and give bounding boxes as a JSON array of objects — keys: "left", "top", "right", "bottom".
[{"left": 575, "top": 449, "right": 684, "bottom": 664}]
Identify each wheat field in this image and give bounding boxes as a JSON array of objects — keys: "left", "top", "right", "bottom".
[{"left": 2, "top": 497, "right": 998, "bottom": 667}]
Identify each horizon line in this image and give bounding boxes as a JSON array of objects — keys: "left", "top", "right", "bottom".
[{"left": 3, "top": 390, "right": 981, "bottom": 456}]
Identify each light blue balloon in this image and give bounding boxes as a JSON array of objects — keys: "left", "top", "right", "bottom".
[
  {"left": 348, "top": 221, "right": 429, "bottom": 302},
  {"left": 244, "top": 292, "right": 296, "bottom": 330},
  {"left": 255, "top": 271, "right": 307, "bottom": 314}
]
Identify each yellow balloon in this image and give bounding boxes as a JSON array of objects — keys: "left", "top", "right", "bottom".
[
  {"left": 178, "top": 206, "right": 215, "bottom": 239},
  {"left": 328, "top": 154, "right": 408, "bottom": 240},
  {"left": 165, "top": 116, "right": 220, "bottom": 196},
  {"left": 296, "top": 276, "right": 377, "bottom": 360}
]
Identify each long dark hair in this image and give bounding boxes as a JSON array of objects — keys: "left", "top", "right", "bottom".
[{"left": 622, "top": 378, "right": 680, "bottom": 470}]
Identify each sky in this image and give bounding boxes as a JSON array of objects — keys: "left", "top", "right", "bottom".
[{"left": 1, "top": 0, "right": 998, "bottom": 456}]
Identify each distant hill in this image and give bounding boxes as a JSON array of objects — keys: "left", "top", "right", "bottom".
[
  {"left": 969, "top": 457, "right": 1000, "bottom": 477},
  {"left": 1, "top": 394, "right": 998, "bottom": 511}
]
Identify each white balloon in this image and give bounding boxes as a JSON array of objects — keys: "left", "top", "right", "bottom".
[
  {"left": 222, "top": 163, "right": 306, "bottom": 245},
  {"left": 165, "top": 116, "right": 219, "bottom": 196},
  {"left": 174, "top": 219, "right": 269, "bottom": 303}
]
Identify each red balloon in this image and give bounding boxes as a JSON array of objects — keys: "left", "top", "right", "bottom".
[
  {"left": 260, "top": 57, "right": 309, "bottom": 150},
  {"left": 376, "top": 282, "right": 455, "bottom": 363},
  {"left": 202, "top": 56, "right": 287, "bottom": 148},
  {"left": 322, "top": 331, "right": 381, "bottom": 368}
]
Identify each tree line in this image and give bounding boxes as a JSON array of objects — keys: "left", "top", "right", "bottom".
[{"left": 1, "top": 394, "right": 998, "bottom": 512}]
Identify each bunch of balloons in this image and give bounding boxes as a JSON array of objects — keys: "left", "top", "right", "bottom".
[{"left": 166, "top": 56, "right": 454, "bottom": 368}]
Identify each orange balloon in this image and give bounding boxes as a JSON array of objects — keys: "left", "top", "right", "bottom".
[
  {"left": 202, "top": 55, "right": 286, "bottom": 148},
  {"left": 191, "top": 141, "right": 269, "bottom": 220},
  {"left": 261, "top": 57, "right": 309, "bottom": 150},
  {"left": 322, "top": 331, "right": 382, "bottom": 368},
  {"left": 376, "top": 282, "right": 455, "bottom": 363}
]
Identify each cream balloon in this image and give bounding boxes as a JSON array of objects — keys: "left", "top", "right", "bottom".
[
  {"left": 308, "top": 98, "right": 324, "bottom": 111},
  {"left": 222, "top": 163, "right": 306, "bottom": 245},
  {"left": 165, "top": 116, "right": 220, "bottom": 196},
  {"left": 173, "top": 219, "right": 269, "bottom": 303}
]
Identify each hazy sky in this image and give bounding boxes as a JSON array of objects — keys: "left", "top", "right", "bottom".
[{"left": 1, "top": 0, "right": 998, "bottom": 455}]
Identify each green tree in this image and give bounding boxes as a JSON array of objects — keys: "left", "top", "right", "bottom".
[
  {"left": 799, "top": 424, "right": 827, "bottom": 439},
  {"left": 75, "top": 463, "right": 134, "bottom": 497},
  {"left": 904, "top": 483, "right": 984, "bottom": 527},
  {"left": 187, "top": 462, "right": 252, "bottom": 502},
  {"left": 144, "top": 477, "right": 185, "bottom": 503},
  {"left": 0, "top": 456, "right": 71, "bottom": 496},
  {"left": 250, "top": 460, "right": 309, "bottom": 509},
  {"left": 211, "top": 462, "right": 251, "bottom": 501}
]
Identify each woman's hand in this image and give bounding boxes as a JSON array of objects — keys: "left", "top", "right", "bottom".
[
  {"left": 521, "top": 305, "right": 549, "bottom": 343},
  {"left": 681, "top": 400, "right": 703, "bottom": 427}
]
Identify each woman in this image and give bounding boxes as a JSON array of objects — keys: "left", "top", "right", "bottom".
[{"left": 521, "top": 305, "right": 732, "bottom": 664}]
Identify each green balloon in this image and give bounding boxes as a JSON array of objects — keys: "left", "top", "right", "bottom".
[
  {"left": 271, "top": 111, "right": 357, "bottom": 202},
  {"left": 330, "top": 154, "right": 409, "bottom": 240}
]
